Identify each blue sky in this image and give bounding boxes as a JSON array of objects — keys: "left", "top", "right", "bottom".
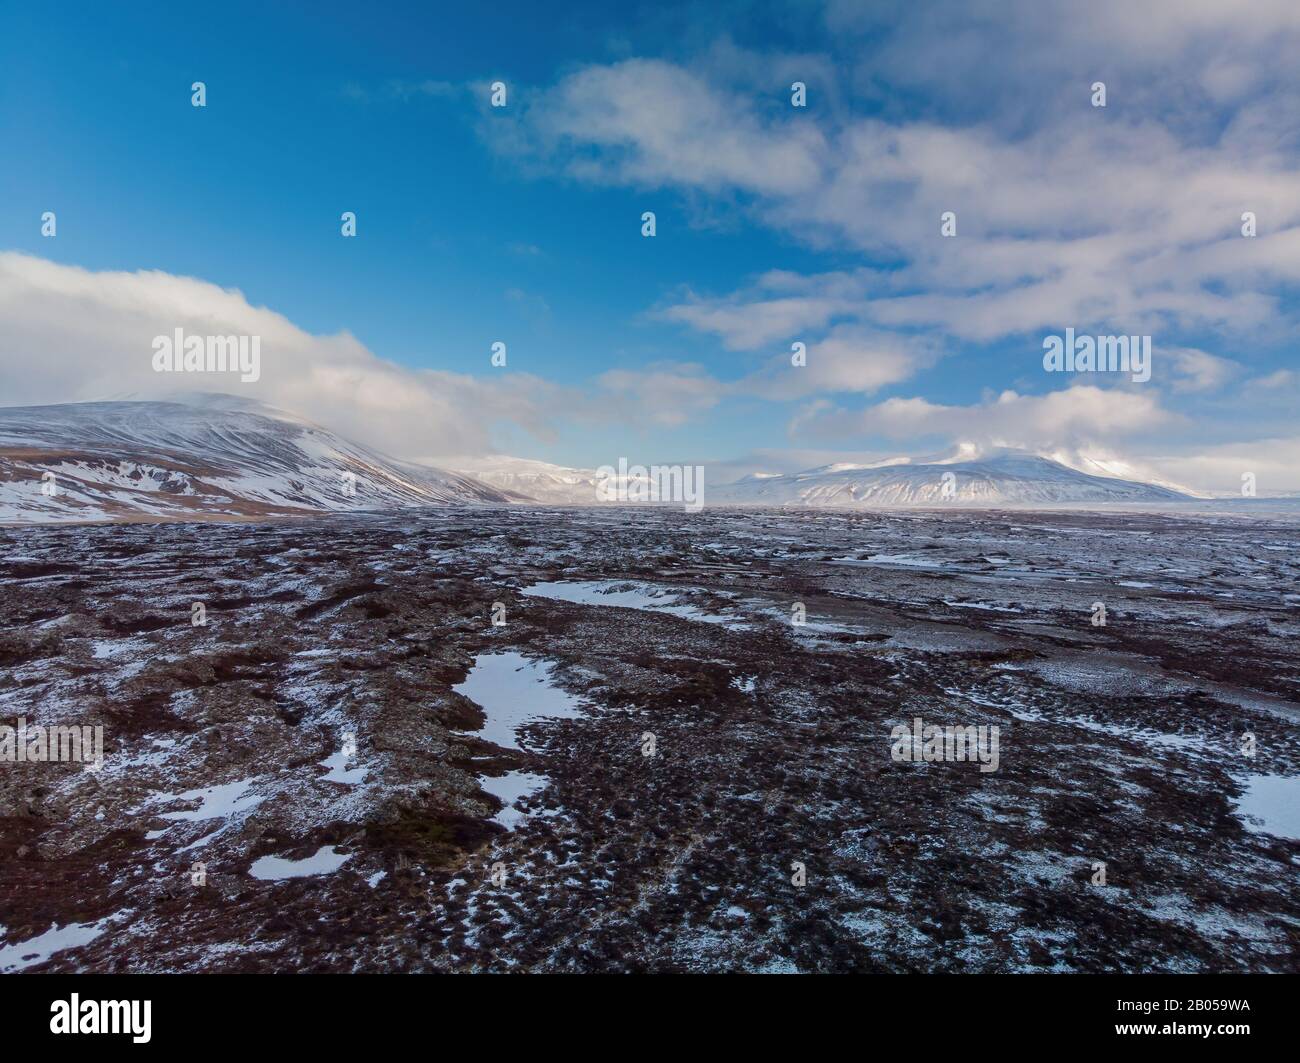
[{"left": 1, "top": 1, "right": 1297, "bottom": 491}]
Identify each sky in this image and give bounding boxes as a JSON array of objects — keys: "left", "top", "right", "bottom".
[{"left": 0, "top": 0, "right": 1297, "bottom": 493}]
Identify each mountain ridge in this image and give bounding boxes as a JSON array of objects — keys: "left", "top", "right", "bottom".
[
  {"left": 0, "top": 396, "right": 1214, "bottom": 521},
  {"left": 708, "top": 451, "right": 1196, "bottom": 507},
  {"left": 0, "top": 397, "right": 512, "bottom": 522}
]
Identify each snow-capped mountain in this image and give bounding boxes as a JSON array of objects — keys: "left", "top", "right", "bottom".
[
  {"left": 446, "top": 455, "right": 713, "bottom": 506},
  {"left": 710, "top": 449, "right": 1195, "bottom": 507},
  {"left": 1041, "top": 447, "right": 1209, "bottom": 499},
  {"left": 0, "top": 396, "right": 1209, "bottom": 522},
  {"left": 446, "top": 454, "right": 604, "bottom": 505},
  {"left": 0, "top": 395, "right": 511, "bottom": 523}
]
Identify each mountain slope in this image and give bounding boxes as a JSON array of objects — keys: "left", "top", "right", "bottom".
[
  {"left": 0, "top": 396, "right": 511, "bottom": 522},
  {"left": 1043, "top": 447, "right": 1210, "bottom": 499},
  {"left": 710, "top": 450, "right": 1194, "bottom": 507}
]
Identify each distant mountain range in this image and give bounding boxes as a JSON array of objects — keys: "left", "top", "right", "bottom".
[
  {"left": 707, "top": 448, "right": 1198, "bottom": 506},
  {"left": 0, "top": 395, "right": 1218, "bottom": 522},
  {"left": 444, "top": 454, "right": 603, "bottom": 506},
  {"left": 450, "top": 445, "right": 1206, "bottom": 507}
]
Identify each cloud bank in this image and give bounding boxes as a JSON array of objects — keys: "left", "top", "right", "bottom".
[{"left": 0, "top": 251, "right": 569, "bottom": 459}]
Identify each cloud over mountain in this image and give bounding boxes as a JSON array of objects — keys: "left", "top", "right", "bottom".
[{"left": 0, "top": 252, "right": 571, "bottom": 461}]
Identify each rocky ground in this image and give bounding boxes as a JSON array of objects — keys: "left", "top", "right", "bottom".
[{"left": 0, "top": 506, "right": 1297, "bottom": 972}]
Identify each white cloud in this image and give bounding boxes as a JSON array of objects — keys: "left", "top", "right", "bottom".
[
  {"left": 0, "top": 252, "right": 567, "bottom": 459},
  {"left": 1143, "top": 436, "right": 1300, "bottom": 496},
  {"left": 591, "top": 325, "right": 937, "bottom": 422},
  {"left": 496, "top": 16, "right": 1300, "bottom": 352},
  {"left": 660, "top": 290, "right": 846, "bottom": 351},
  {"left": 505, "top": 58, "right": 827, "bottom": 197},
  {"left": 1245, "top": 368, "right": 1297, "bottom": 392},
  {"left": 736, "top": 326, "right": 939, "bottom": 399},
  {"left": 596, "top": 363, "right": 723, "bottom": 427},
  {"left": 1166, "top": 347, "right": 1241, "bottom": 393},
  {"left": 792, "top": 385, "right": 1176, "bottom": 450}
]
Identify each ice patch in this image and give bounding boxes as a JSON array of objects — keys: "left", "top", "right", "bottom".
[
  {"left": 1233, "top": 775, "right": 1300, "bottom": 841},
  {"left": 943, "top": 599, "right": 1021, "bottom": 612},
  {"left": 453, "top": 651, "right": 584, "bottom": 751},
  {"left": 481, "top": 770, "right": 550, "bottom": 830},
  {"left": 139, "top": 777, "right": 265, "bottom": 851},
  {"left": 151, "top": 778, "right": 264, "bottom": 823},
  {"left": 250, "top": 845, "right": 351, "bottom": 881},
  {"left": 0, "top": 917, "right": 112, "bottom": 972},
  {"left": 522, "top": 580, "right": 739, "bottom": 626},
  {"left": 832, "top": 553, "right": 945, "bottom": 569},
  {"left": 320, "top": 749, "right": 366, "bottom": 785}
]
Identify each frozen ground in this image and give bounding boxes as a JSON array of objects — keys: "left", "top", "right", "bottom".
[{"left": 0, "top": 506, "right": 1297, "bottom": 972}]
